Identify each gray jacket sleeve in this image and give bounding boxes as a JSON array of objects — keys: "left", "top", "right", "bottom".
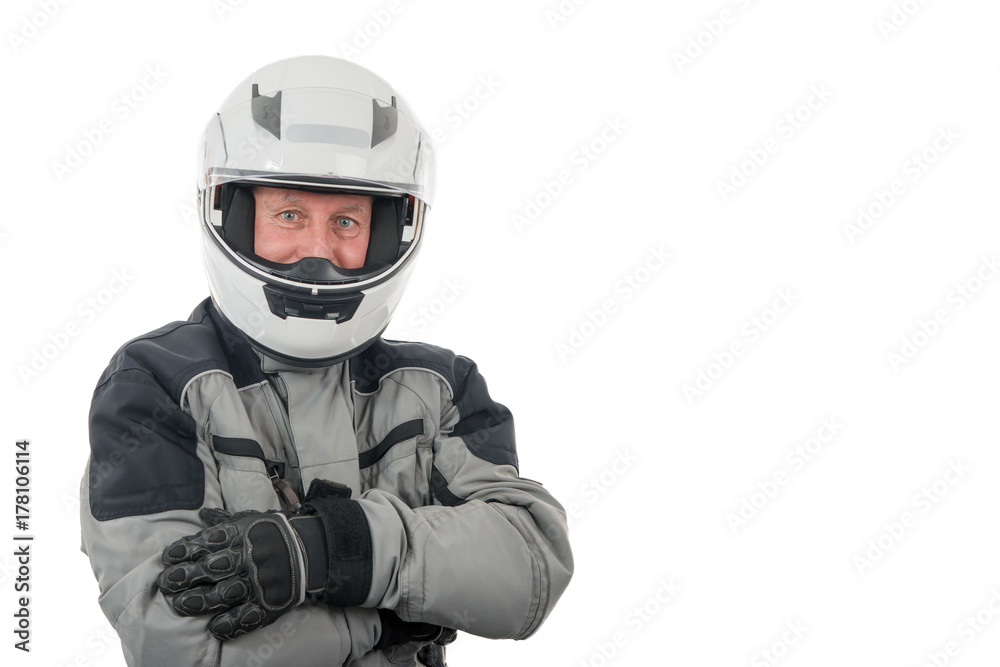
[
  {"left": 80, "top": 364, "right": 380, "bottom": 667},
  {"left": 348, "top": 358, "right": 574, "bottom": 639}
]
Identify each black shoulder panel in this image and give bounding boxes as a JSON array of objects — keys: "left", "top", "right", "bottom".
[
  {"left": 88, "top": 298, "right": 262, "bottom": 521},
  {"left": 204, "top": 301, "right": 268, "bottom": 389},
  {"left": 351, "top": 339, "right": 518, "bottom": 471},
  {"left": 108, "top": 301, "right": 227, "bottom": 402},
  {"left": 89, "top": 367, "right": 203, "bottom": 520},
  {"left": 449, "top": 359, "right": 518, "bottom": 471},
  {"left": 349, "top": 337, "right": 459, "bottom": 394}
]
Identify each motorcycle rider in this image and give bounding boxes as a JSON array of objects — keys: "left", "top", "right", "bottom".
[{"left": 80, "top": 55, "right": 573, "bottom": 666}]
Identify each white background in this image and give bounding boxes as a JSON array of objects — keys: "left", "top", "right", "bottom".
[{"left": 3, "top": 0, "right": 1000, "bottom": 665}]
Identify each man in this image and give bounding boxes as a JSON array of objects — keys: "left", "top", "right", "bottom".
[{"left": 80, "top": 56, "right": 573, "bottom": 666}]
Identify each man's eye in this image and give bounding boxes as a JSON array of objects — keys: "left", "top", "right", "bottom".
[
  {"left": 279, "top": 211, "right": 297, "bottom": 222},
  {"left": 335, "top": 217, "right": 356, "bottom": 229}
]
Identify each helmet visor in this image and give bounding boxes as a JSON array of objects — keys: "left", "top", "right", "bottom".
[{"left": 206, "top": 182, "right": 421, "bottom": 286}]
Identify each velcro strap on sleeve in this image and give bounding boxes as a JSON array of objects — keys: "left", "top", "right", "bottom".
[{"left": 303, "top": 496, "right": 373, "bottom": 606}]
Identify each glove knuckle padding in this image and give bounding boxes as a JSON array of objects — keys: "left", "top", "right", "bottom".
[
  {"left": 210, "top": 601, "right": 268, "bottom": 639},
  {"left": 157, "top": 545, "right": 241, "bottom": 593},
  {"left": 246, "top": 518, "right": 297, "bottom": 609},
  {"left": 161, "top": 523, "right": 239, "bottom": 565},
  {"left": 173, "top": 578, "right": 250, "bottom": 616}
]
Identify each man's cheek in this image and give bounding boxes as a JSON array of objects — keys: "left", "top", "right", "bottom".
[
  {"left": 337, "top": 236, "right": 369, "bottom": 269},
  {"left": 342, "top": 246, "right": 367, "bottom": 269},
  {"left": 256, "top": 233, "right": 290, "bottom": 263}
]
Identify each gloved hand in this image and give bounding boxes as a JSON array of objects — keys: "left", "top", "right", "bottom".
[
  {"left": 376, "top": 609, "right": 456, "bottom": 667},
  {"left": 375, "top": 609, "right": 453, "bottom": 649},
  {"left": 156, "top": 507, "right": 327, "bottom": 640}
]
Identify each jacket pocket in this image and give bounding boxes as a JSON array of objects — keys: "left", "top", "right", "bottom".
[
  {"left": 359, "top": 419, "right": 424, "bottom": 469},
  {"left": 359, "top": 419, "right": 431, "bottom": 507}
]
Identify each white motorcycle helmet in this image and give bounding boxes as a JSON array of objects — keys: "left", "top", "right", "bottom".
[{"left": 198, "top": 55, "right": 434, "bottom": 366}]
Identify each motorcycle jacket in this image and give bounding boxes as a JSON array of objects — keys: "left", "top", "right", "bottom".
[{"left": 80, "top": 299, "right": 573, "bottom": 666}]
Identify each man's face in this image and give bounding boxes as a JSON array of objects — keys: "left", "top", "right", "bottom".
[{"left": 252, "top": 186, "right": 373, "bottom": 268}]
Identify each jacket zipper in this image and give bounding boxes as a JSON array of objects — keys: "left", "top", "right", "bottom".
[{"left": 262, "top": 375, "right": 305, "bottom": 503}]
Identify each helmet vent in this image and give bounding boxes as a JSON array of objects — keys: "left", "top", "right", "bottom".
[
  {"left": 370, "top": 96, "right": 398, "bottom": 148},
  {"left": 251, "top": 83, "right": 282, "bottom": 139},
  {"left": 262, "top": 285, "right": 364, "bottom": 323}
]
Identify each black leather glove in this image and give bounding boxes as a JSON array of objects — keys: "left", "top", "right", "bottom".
[
  {"left": 156, "top": 507, "right": 327, "bottom": 640},
  {"left": 375, "top": 609, "right": 452, "bottom": 649},
  {"left": 376, "top": 608, "right": 457, "bottom": 667}
]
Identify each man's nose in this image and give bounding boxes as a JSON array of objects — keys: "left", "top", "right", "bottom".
[{"left": 300, "top": 225, "right": 343, "bottom": 265}]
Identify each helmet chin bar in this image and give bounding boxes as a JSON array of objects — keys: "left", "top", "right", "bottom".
[
  {"left": 247, "top": 320, "right": 388, "bottom": 369},
  {"left": 208, "top": 297, "right": 386, "bottom": 369},
  {"left": 261, "top": 284, "right": 364, "bottom": 322},
  {"left": 247, "top": 254, "right": 389, "bottom": 283}
]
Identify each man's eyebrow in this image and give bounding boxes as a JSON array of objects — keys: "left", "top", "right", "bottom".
[
  {"left": 259, "top": 192, "right": 304, "bottom": 208},
  {"left": 263, "top": 192, "right": 368, "bottom": 212}
]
